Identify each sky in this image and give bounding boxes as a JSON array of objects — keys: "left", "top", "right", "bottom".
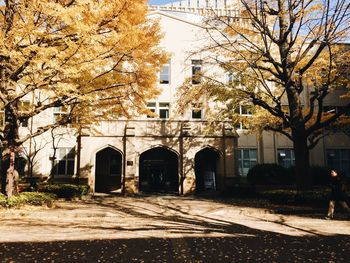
[{"left": 149, "top": 0, "right": 177, "bottom": 5}]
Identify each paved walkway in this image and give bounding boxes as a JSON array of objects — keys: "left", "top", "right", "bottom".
[{"left": 0, "top": 195, "right": 349, "bottom": 262}]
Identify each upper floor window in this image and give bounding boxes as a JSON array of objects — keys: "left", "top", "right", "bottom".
[
  {"left": 159, "top": 102, "right": 170, "bottom": 119},
  {"left": 18, "top": 100, "right": 31, "bottom": 127},
  {"left": 235, "top": 104, "right": 253, "bottom": 115},
  {"left": 192, "top": 103, "right": 203, "bottom": 119},
  {"left": 277, "top": 149, "right": 295, "bottom": 168},
  {"left": 147, "top": 102, "right": 170, "bottom": 119},
  {"left": 146, "top": 102, "right": 156, "bottom": 118},
  {"left": 160, "top": 61, "right": 170, "bottom": 84},
  {"left": 192, "top": 59, "right": 202, "bottom": 85},
  {"left": 53, "top": 106, "right": 69, "bottom": 123},
  {"left": 227, "top": 72, "right": 235, "bottom": 86}
]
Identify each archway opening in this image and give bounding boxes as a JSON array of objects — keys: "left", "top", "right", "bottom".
[
  {"left": 139, "top": 147, "right": 178, "bottom": 193},
  {"left": 95, "top": 147, "right": 122, "bottom": 193},
  {"left": 195, "top": 148, "right": 220, "bottom": 192}
]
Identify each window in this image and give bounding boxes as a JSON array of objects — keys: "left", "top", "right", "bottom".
[
  {"left": 18, "top": 100, "right": 31, "bottom": 127},
  {"left": 159, "top": 102, "right": 170, "bottom": 119},
  {"left": 191, "top": 103, "right": 202, "bottom": 119},
  {"left": 277, "top": 149, "right": 295, "bottom": 168},
  {"left": 160, "top": 61, "right": 170, "bottom": 84},
  {"left": 53, "top": 147, "right": 75, "bottom": 176},
  {"left": 323, "top": 106, "right": 350, "bottom": 116},
  {"left": 53, "top": 106, "right": 69, "bottom": 123},
  {"left": 146, "top": 102, "right": 156, "bottom": 118},
  {"left": 235, "top": 105, "right": 253, "bottom": 115},
  {"left": 327, "top": 149, "right": 350, "bottom": 177},
  {"left": 227, "top": 72, "right": 235, "bottom": 85},
  {"left": 147, "top": 102, "right": 170, "bottom": 119},
  {"left": 235, "top": 104, "right": 253, "bottom": 130},
  {"left": 192, "top": 59, "right": 202, "bottom": 84},
  {"left": 237, "top": 149, "right": 257, "bottom": 176}
]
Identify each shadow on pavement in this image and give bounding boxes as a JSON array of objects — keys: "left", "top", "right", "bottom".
[
  {"left": 0, "top": 234, "right": 349, "bottom": 262},
  {"left": 1, "top": 195, "right": 349, "bottom": 262}
]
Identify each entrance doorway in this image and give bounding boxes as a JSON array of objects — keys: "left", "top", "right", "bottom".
[
  {"left": 139, "top": 147, "right": 178, "bottom": 193},
  {"left": 95, "top": 147, "right": 122, "bottom": 193},
  {"left": 195, "top": 148, "right": 220, "bottom": 192}
]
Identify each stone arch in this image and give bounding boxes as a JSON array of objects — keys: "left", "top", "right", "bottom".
[
  {"left": 194, "top": 147, "right": 220, "bottom": 192},
  {"left": 139, "top": 146, "right": 179, "bottom": 193},
  {"left": 95, "top": 146, "right": 123, "bottom": 193},
  {"left": 140, "top": 144, "right": 180, "bottom": 157}
]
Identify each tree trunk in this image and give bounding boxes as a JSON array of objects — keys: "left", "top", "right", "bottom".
[
  {"left": 3, "top": 106, "right": 20, "bottom": 197},
  {"left": 5, "top": 147, "right": 16, "bottom": 198},
  {"left": 293, "top": 132, "right": 312, "bottom": 190}
]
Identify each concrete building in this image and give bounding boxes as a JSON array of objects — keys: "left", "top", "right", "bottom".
[{"left": 8, "top": 0, "right": 350, "bottom": 194}]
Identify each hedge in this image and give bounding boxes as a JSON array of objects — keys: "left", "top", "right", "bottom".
[
  {"left": 39, "top": 184, "right": 89, "bottom": 199},
  {"left": 0, "top": 192, "right": 57, "bottom": 208},
  {"left": 247, "top": 164, "right": 295, "bottom": 185},
  {"left": 258, "top": 189, "right": 338, "bottom": 206}
]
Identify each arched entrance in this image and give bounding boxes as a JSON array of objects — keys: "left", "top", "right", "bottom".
[
  {"left": 195, "top": 148, "right": 220, "bottom": 192},
  {"left": 95, "top": 147, "right": 122, "bottom": 193},
  {"left": 139, "top": 147, "right": 179, "bottom": 193}
]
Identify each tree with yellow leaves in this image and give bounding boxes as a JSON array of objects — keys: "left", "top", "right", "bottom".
[
  {"left": 178, "top": 0, "right": 350, "bottom": 189},
  {"left": 0, "top": 0, "right": 167, "bottom": 197}
]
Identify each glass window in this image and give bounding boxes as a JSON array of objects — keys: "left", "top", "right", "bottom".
[
  {"left": 147, "top": 102, "right": 156, "bottom": 118},
  {"left": 146, "top": 102, "right": 170, "bottom": 119},
  {"left": 327, "top": 149, "right": 350, "bottom": 177},
  {"left": 53, "top": 106, "right": 69, "bottom": 123},
  {"left": 191, "top": 103, "right": 202, "bottom": 119},
  {"left": 160, "top": 62, "right": 170, "bottom": 84},
  {"left": 18, "top": 100, "right": 31, "bottom": 127},
  {"left": 192, "top": 59, "right": 202, "bottom": 84},
  {"left": 54, "top": 147, "right": 75, "bottom": 176},
  {"left": 237, "top": 148, "right": 258, "bottom": 176},
  {"left": 159, "top": 102, "right": 170, "bottom": 119},
  {"left": 277, "top": 149, "right": 295, "bottom": 168}
]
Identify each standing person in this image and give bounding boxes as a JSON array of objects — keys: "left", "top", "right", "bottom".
[{"left": 325, "top": 170, "right": 350, "bottom": 220}]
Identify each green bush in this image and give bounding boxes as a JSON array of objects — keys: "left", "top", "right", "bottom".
[
  {"left": 0, "top": 192, "right": 57, "bottom": 208},
  {"left": 247, "top": 164, "right": 295, "bottom": 185},
  {"left": 259, "top": 189, "right": 334, "bottom": 206},
  {"left": 223, "top": 185, "right": 256, "bottom": 197},
  {"left": 309, "top": 166, "right": 331, "bottom": 185},
  {"left": 39, "top": 184, "right": 89, "bottom": 198},
  {"left": 259, "top": 189, "right": 297, "bottom": 204}
]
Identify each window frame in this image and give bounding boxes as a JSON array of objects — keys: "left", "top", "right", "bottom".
[
  {"left": 159, "top": 61, "right": 171, "bottom": 84},
  {"left": 191, "top": 59, "right": 202, "bottom": 85},
  {"left": 53, "top": 147, "right": 75, "bottom": 176},
  {"left": 237, "top": 148, "right": 258, "bottom": 176},
  {"left": 191, "top": 103, "right": 203, "bottom": 119},
  {"left": 326, "top": 149, "right": 350, "bottom": 177},
  {"left": 277, "top": 148, "right": 295, "bottom": 168}
]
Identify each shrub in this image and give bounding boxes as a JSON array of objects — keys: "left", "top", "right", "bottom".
[
  {"left": 0, "top": 192, "right": 57, "bottom": 208},
  {"left": 259, "top": 189, "right": 335, "bottom": 207},
  {"left": 247, "top": 164, "right": 295, "bottom": 185},
  {"left": 259, "top": 189, "right": 297, "bottom": 204},
  {"left": 309, "top": 166, "right": 331, "bottom": 185},
  {"left": 223, "top": 185, "right": 256, "bottom": 197},
  {"left": 39, "top": 184, "right": 89, "bottom": 199}
]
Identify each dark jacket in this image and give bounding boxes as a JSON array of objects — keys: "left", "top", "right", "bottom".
[{"left": 329, "top": 176, "right": 348, "bottom": 202}]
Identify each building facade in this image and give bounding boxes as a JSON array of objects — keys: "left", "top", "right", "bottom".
[{"left": 8, "top": 0, "right": 350, "bottom": 194}]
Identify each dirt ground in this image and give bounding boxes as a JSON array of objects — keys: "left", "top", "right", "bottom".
[{"left": 0, "top": 195, "right": 349, "bottom": 262}]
